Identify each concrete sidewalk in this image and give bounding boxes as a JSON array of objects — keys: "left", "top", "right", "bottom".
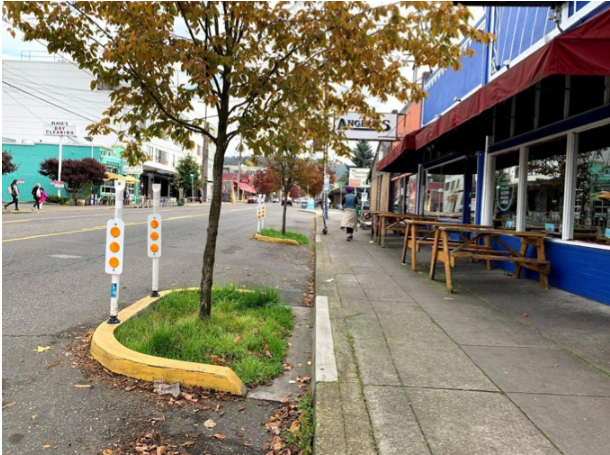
[{"left": 314, "top": 212, "right": 610, "bottom": 455}]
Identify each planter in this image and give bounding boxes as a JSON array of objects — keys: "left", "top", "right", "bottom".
[{"left": 76, "top": 199, "right": 86, "bottom": 206}]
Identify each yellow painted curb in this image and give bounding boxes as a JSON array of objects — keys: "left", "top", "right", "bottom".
[
  {"left": 90, "top": 289, "right": 247, "bottom": 396},
  {"left": 253, "top": 233, "right": 300, "bottom": 246}
]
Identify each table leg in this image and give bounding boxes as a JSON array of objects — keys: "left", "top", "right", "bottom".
[
  {"left": 411, "top": 224, "right": 418, "bottom": 270},
  {"left": 429, "top": 229, "right": 440, "bottom": 279},
  {"left": 536, "top": 237, "right": 548, "bottom": 289},
  {"left": 442, "top": 230, "right": 453, "bottom": 292},
  {"left": 381, "top": 216, "right": 386, "bottom": 247},
  {"left": 485, "top": 234, "right": 492, "bottom": 270},
  {"left": 513, "top": 240, "right": 528, "bottom": 279},
  {"left": 401, "top": 223, "right": 409, "bottom": 263}
]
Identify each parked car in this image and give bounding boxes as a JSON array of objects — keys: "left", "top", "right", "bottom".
[
  {"left": 247, "top": 195, "right": 257, "bottom": 203},
  {"left": 272, "top": 197, "right": 280, "bottom": 203},
  {"left": 281, "top": 198, "right": 293, "bottom": 206}
]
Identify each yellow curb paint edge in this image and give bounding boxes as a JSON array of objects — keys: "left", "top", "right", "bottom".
[
  {"left": 90, "top": 289, "right": 247, "bottom": 396},
  {"left": 253, "top": 233, "right": 300, "bottom": 246}
]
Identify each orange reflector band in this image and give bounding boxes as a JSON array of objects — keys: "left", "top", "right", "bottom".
[
  {"left": 109, "top": 242, "right": 120, "bottom": 253},
  {"left": 109, "top": 257, "right": 120, "bottom": 268},
  {"left": 150, "top": 232, "right": 159, "bottom": 241},
  {"left": 150, "top": 244, "right": 159, "bottom": 253},
  {"left": 150, "top": 220, "right": 159, "bottom": 229},
  {"left": 110, "top": 227, "right": 121, "bottom": 237}
]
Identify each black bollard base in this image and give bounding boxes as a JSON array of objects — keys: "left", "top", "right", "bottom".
[
  {"left": 151, "top": 290, "right": 160, "bottom": 297},
  {"left": 107, "top": 316, "right": 121, "bottom": 325}
]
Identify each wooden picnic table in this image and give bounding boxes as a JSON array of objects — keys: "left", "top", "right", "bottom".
[
  {"left": 400, "top": 220, "right": 492, "bottom": 270},
  {"left": 373, "top": 212, "right": 437, "bottom": 247},
  {"left": 430, "top": 227, "right": 550, "bottom": 292}
]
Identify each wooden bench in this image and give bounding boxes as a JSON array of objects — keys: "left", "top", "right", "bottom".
[
  {"left": 430, "top": 227, "right": 550, "bottom": 292},
  {"left": 401, "top": 221, "right": 493, "bottom": 270}
]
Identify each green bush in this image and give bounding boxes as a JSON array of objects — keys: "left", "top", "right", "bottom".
[
  {"left": 45, "top": 195, "right": 71, "bottom": 205},
  {"left": 177, "top": 198, "right": 185, "bottom": 206}
]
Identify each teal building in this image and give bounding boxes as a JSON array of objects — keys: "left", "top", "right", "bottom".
[{"left": 2, "top": 142, "right": 140, "bottom": 203}]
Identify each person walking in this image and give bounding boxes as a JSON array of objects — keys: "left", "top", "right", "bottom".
[
  {"left": 4, "top": 179, "right": 20, "bottom": 211},
  {"left": 340, "top": 186, "right": 359, "bottom": 241},
  {"left": 40, "top": 187, "right": 48, "bottom": 208},
  {"left": 31, "top": 183, "right": 42, "bottom": 211}
]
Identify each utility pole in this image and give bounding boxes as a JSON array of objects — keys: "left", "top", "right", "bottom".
[
  {"left": 57, "top": 135, "right": 64, "bottom": 197},
  {"left": 236, "top": 144, "right": 243, "bottom": 203}
]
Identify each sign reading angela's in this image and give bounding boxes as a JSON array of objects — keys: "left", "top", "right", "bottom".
[
  {"left": 335, "top": 113, "right": 397, "bottom": 141},
  {"left": 43, "top": 121, "right": 78, "bottom": 136}
]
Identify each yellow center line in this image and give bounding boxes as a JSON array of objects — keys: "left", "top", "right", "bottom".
[
  {"left": 2, "top": 207, "right": 252, "bottom": 243},
  {"left": 1, "top": 207, "right": 200, "bottom": 224}
]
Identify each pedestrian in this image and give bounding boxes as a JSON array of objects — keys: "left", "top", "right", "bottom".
[
  {"left": 4, "top": 179, "right": 20, "bottom": 211},
  {"left": 124, "top": 187, "right": 130, "bottom": 205},
  {"left": 31, "top": 183, "right": 43, "bottom": 211},
  {"left": 340, "top": 186, "right": 359, "bottom": 241},
  {"left": 40, "top": 187, "right": 48, "bottom": 208}
]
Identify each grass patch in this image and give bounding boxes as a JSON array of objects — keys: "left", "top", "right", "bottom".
[
  {"left": 114, "top": 285, "right": 294, "bottom": 386},
  {"left": 282, "top": 393, "right": 315, "bottom": 454},
  {"left": 260, "top": 228, "right": 309, "bottom": 245}
]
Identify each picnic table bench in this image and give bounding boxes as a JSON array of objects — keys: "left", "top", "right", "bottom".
[
  {"left": 400, "top": 221, "right": 493, "bottom": 270},
  {"left": 429, "top": 227, "right": 550, "bottom": 292},
  {"left": 372, "top": 212, "right": 437, "bottom": 247}
]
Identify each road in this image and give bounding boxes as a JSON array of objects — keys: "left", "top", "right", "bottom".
[{"left": 2, "top": 203, "right": 316, "bottom": 454}]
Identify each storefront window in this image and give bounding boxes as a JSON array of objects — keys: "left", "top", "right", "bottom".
[
  {"left": 424, "top": 165, "right": 465, "bottom": 220},
  {"left": 406, "top": 175, "right": 417, "bottom": 213},
  {"left": 526, "top": 137, "right": 567, "bottom": 236},
  {"left": 572, "top": 124, "right": 610, "bottom": 243},
  {"left": 493, "top": 151, "right": 519, "bottom": 229},
  {"left": 390, "top": 176, "right": 402, "bottom": 213}
]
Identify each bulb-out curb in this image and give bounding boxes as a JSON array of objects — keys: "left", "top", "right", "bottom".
[
  {"left": 90, "top": 288, "right": 247, "bottom": 396},
  {"left": 252, "top": 233, "right": 300, "bottom": 246}
]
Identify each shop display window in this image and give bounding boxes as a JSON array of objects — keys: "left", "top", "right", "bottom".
[
  {"left": 406, "top": 175, "right": 417, "bottom": 213},
  {"left": 493, "top": 151, "right": 519, "bottom": 229},
  {"left": 572, "top": 124, "right": 610, "bottom": 244},
  {"left": 525, "top": 137, "right": 567, "bottom": 236},
  {"left": 424, "top": 165, "right": 465, "bottom": 220}
]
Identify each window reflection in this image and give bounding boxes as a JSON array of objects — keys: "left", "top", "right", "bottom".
[{"left": 493, "top": 151, "right": 519, "bottom": 229}]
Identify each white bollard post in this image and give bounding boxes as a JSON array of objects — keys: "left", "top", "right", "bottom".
[
  {"left": 151, "top": 184, "right": 161, "bottom": 297},
  {"left": 105, "top": 180, "right": 125, "bottom": 324}
]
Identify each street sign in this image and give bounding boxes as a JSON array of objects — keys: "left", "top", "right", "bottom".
[
  {"left": 17, "top": 179, "right": 25, "bottom": 184},
  {"left": 189, "top": 174, "right": 195, "bottom": 179},
  {"left": 43, "top": 121, "right": 78, "bottom": 136},
  {"left": 51, "top": 180, "right": 64, "bottom": 188}
]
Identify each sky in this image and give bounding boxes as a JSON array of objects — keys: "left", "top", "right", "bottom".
[{"left": 2, "top": 3, "right": 483, "bottom": 163}]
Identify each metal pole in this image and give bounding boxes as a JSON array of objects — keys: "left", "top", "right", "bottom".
[
  {"left": 57, "top": 135, "right": 63, "bottom": 197},
  {"left": 151, "top": 184, "right": 161, "bottom": 297},
  {"left": 109, "top": 180, "right": 125, "bottom": 324},
  {"left": 237, "top": 149, "right": 242, "bottom": 202}
]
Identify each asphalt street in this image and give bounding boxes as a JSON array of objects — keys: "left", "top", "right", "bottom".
[{"left": 2, "top": 202, "right": 316, "bottom": 454}]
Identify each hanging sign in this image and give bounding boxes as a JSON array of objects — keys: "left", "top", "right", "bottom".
[
  {"left": 349, "top": 168, "right": 370, "bottom": 188},
  {"left": 335, "top": 113, "right": 397, "bottom": 141}
]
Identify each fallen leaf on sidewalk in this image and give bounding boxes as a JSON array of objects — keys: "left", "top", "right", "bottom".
[
  {"left": 45, "top": 360, "right": 63, "bottom": 369},
  {"left": 213, "top": 433, "right": 226, "bottom": 440},
  {"left": 210, "top": 354, "right": 227, "bottom": 366},
  {"left": 36, "top": 346, "right": 51, "bottom": 353},
  {"left": 237, "top": 405, "right": 245, "bottom": 411},
  {"left": 214, "top": 403, "right": 221, "bottom": 412},
  {"left": 73, "top": 384, "right": 91, "bottom": 388},
  {"left": 2, "top": 402, "right": 16, "bottom": 409},
  {"left": 288, "top": 380, "right": 296, "bottom": 384},
  {"left": 234, "top": 335, "right": 241, "bottom": 343},
  {"left": 124, "top": 385, "right": 136, "bottom": 391},
  {"left": 204, "top": 419, "right": 216, "bottom": 429},
  {"left": 181, "top": 439, "right": 196, "bottom": 446},
  {"left": 265, "top": 350, "right": 273, "bottom": 358},
  {"left": 296, "top": 376, "right": 311, "bottom": 383},
  {"left": 102, "top": 450, "right": 114, "bottom": 455},
  {"left": 42, "top": 445, "right": 51, "bottom": 449}
]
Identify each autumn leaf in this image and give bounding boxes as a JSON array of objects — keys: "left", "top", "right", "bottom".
[
  {"left": 2, "top": 402, "right": 16, "bottom": 409},
  {"left": 204, "top": 419, "right": 216, "bottom": 429},
  {"left": 73, "top": 384, "right": 92, "bottom": 389},
  {"left": 265, "top": 350, "right": 273, "bottom": 358},
  {"left": 181, "top": 439, "right": 196, "bottom": 446},
  {"left": 36, "top": 346, "right": 51, "bottom": 353},
  {"left": 213, "top": 433, "right": 226, "bottom": 440}
]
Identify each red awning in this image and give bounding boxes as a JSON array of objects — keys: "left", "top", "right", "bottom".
[
  {"left": 378, "top": 8, "right": 610, "bottom": 172},
  {"left": 238, "top": 182, "right": 257, "bottom": 194},
  {"left": 376, "top": 131, "right": 419, "bottom": 172}
]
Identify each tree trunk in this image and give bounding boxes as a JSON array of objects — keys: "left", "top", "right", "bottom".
[{"left": 282, "top": 190, "right": 288, "bottom": 235}]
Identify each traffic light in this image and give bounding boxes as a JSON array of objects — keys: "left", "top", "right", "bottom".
[
  {"left": 148, "top": 214, "right": 162, "bottom": 257},
  {"left": 105, "top": 219, "right": 125, "bottom": 274}
]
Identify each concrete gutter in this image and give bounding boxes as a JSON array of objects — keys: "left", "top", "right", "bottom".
[{"left": 90, "top": 289, "right": 247, "bottom": 396}]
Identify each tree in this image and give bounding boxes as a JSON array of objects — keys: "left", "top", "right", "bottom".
[
  {"left": 2, "top": 151, "right": 18, "bottom": 175},
  {"left": 175, "top": 154, "right": 202, "bottom": 196},
  {"left": 6, "top": 2, "right": 490, "bottom": 318},
  {"left": 39, "top": 158, "right": 107, "bottom": 200},
  {"left": 254, "top": 169, "right": 281, "bottom": 197},
  {"left": 351, "top": 141, "right": 374, "bottom": 169},
  {"left": 307, "top": 161, "right": 335, "bottom": 197}
]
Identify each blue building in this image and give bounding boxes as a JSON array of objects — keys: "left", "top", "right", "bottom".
[
  {"left": 378, "top": 2, "right": 610, "bottom": 304},
  {"left": 2, "top": 142, "right": 140, "bottom": 203}
]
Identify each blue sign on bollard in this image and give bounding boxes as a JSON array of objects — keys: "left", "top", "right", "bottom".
[{"left": 110, "top": 282, "right": 117, "bottom": 298}]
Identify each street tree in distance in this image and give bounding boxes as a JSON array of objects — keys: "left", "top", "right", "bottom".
[
  {"left": 39, "top": 158, "right": 107, "bottom": 200},
  {"left": 175, "top": 154, "right": 202, "bottom": 197},
  {"left": 254, "top": 169, "right": 281, "bottom": 198},
  {"left": 6, "top": 2, "right": 491, "bottom": 318},
  {"left": 2, "top": 151, "right": 18, "bottom": 175},
  {"left": 351, "top": 141, "right": 374, "bottom": 169}
]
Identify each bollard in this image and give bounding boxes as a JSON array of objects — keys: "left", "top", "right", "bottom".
[
  {"left": 105, "top": 180, "right": 125, "bottom": 324},
  {"left": 150, "top": 184, "right": 162, "bottom": 297}
]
